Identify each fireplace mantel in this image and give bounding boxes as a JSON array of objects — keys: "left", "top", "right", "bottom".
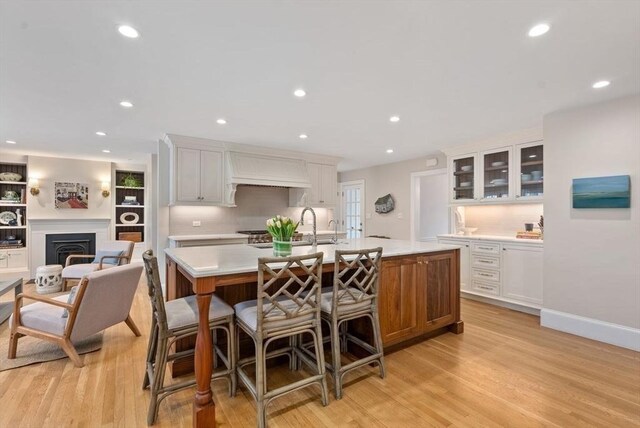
[{"left": 29, "top": 218, "right": 111, "bottom": 276}]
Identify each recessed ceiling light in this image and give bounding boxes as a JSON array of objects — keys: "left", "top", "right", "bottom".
[
  {"left": 299, "top": 134, "right": 308, "bottom": 139},
  {"left": 529, "top": 154, "right": 537, "bottom": 158},
  {"left": 102, "top": 149, "right": 111, "bottom": 153},
  {"left": 528, "top": 23, "right": 550, "bottom": 37},
  {"left": 216, "top": 118, "right": 227, "bottom": 125},
  {"left": 96, "top": 131, "right": 107, "bottom": 136},
  {"left": 386, "top": 149, "right": 394, "bottom": 154},
  {"left": 118, "top": 25, "right": 139, "bottom": 38},
  {"left": 592, "top": 80, "right": 610, "bottom": 89},
  {"left": 294, "top": 89, "right": 306, "bottom": 98},
  {"left": 389, "top": 116, "right": 400, "bottom": 123},
  {"left": 5, "top": 140, "right": 17, "bottom": 144},
  {"left": 119, "top": 100, "right": 133, "bottom": 108}
]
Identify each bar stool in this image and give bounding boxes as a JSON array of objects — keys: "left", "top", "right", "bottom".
[
  {"left": 141, "top": 250, "right": 236, "bottom": 425},
  {"left": 316, "top": 247, "right": 385, "bottom": 399},
  {"left": 234, "top": 252, "right": 329, "bottom": 428}
]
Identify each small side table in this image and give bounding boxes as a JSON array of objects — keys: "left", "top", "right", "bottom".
[
  {"left": 0, "top": 278, "right": 23, "bottom": 324},
  {"left": 35, "top": 265, "right": 63, "bottom": 294}
]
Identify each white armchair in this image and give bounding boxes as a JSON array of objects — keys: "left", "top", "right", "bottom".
[
  {"left": 8, "top": 264, "right": 143, "bottom": 367},
  {"left": 61, "top": 240, "right": 134, "bottom": 291}
]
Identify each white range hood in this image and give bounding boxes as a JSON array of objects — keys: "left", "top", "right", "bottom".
[{"left": 226, "top": 151, "right": 311, "bottom": 188}]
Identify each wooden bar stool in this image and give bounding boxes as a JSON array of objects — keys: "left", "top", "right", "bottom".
[{"left": 141, "top": 250, "right": 236, "bottom": 425}]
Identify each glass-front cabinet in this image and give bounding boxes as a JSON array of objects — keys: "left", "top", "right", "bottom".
[
  {"left": 451, "top": 154, "right": 477, "bottom": 202},
  {"left": 515, "top": 141, "right": 543, "bottom": 200},
  {"left": 480, "top": 147, "right": 513, "bottom": 201}
]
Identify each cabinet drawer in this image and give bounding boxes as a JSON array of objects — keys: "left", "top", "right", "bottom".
[
  {"left": 471, "top": 254, "right": 500, "bottom": 270},
  {"left": 472, "top": 267, "right": 500, "bottom": 283},
  {"left": 471, "top": 242, "right": 501, "bottom": 255},
  {"left": 472, "top": 280, "right": 500, "bottom": 296}
]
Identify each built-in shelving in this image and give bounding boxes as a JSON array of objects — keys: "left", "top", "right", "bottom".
[
  {"left": 0, "top": 161, "right": 28, "bottom": 274},
  {"left": 115, "top": 224, "right": 145, "bottom": 227},
  {"left": 113, "top": 169, "right": 145, "bottom": 243}
]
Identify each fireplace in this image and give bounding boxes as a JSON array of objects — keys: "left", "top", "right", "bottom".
[{"left": 45, "top": 233, "right": 96, "bottom": 266}]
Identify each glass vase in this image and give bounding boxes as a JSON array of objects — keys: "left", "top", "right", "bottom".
[{"left": 273, "top": 239, "right": 293, "bottom": 257}]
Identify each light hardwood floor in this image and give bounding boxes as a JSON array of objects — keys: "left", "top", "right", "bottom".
[{"left": 1, "top": 280, "right": 639, "bottom": 427}]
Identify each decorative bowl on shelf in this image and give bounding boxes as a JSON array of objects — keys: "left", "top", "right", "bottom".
[
  {"left": 491, "top": 161, "right": 506, "bottom": 167},
  {"left": 490, "top": 178, "right": 508, "bottom": 185},
  {"left": 460, "top": 181, "right": 472, "bottom": 187},
  {"left": 0, "top": 172, "right": 22, "bottom": 182},
  {"left": 531, "top": 170, "right": 543, "bottom": 180},
  {"left": 460, "top": 165, "right": 473, "bottom": 172},
  {"left": 521, "top": 173, "right": 532, "bottom": 181}
]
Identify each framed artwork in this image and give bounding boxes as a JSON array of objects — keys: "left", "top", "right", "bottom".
[
  {"left": 572, "top": 175, "right": 630, "bottom": 208},
  {"left": 55, "top": 182, "right": 89, "bottom": 209}
]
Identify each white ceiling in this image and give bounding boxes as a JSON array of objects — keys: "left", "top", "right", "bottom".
[{"left": 1, "top": 1, "right": 639, "bottom": 170}]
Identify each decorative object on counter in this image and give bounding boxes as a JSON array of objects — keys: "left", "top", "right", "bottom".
[
  {"left": 572, "top": 175, "right": 630, "bottom": 209},
  {"left": 121, "top": 173, "right": 141, "bottom": 188},
  {"left": 538, "top": 215, "right": 544, "bottom": 238},
  {"left": 0, "top": 172, "right": 22, "bottom": 182},
  {"left": 55, "top": 182, "right": 88, "bottom": 209},
  {"left": 121, "top": 195, "right": 140, "bottom": 205},
  {"left": 266, "top": 215, "right": 299, "bottom": 256},
  {"left": 516, "top": 230, "right": 542, "bottom": 240},
  {"left": 120, "top": 212, "right": 140, "bottom": 224},
  {"left": 374, "top": 193, "right": 394, "bottom": 213},
  {"left": 461, "top": 227, "right": 478, "bottom": 236},
  {"left": 524, "top": 223, "right": 534, "bottom": 232},
  {"left": 118, "top": 231, "right": 142, "bottom": 242}
]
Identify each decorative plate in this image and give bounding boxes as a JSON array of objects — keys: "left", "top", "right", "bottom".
[
  {"left": 120, "top": 212, "right": 140, "bottom": 224},
  {"left": 0, "top": 172, "right": 22, "bottom": 182},
  {"left": 0, "top": 211, "right": 17, "bottom": 225}
]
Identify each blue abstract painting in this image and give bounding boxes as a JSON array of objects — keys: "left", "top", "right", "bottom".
[{"left": 572, "top": 175, "right": 630, "bottom": 208}]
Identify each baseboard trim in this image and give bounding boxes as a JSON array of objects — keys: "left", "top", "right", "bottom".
[{"left": 540, "top": 308, "right": 640, "bottom": 351}]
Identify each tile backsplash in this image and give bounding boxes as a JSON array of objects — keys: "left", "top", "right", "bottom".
[
  {"left": 169, "top": 185, "right": 332, "bottom": 235},
  {"left": 463, "top": 203, "right": 543, "bottom": 236}
]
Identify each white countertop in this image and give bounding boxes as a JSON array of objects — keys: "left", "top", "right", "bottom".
[
  {"left": 438, "top": 233, "right": 543, "bottom": 245},
  {"left": 165, "top": 238, "right": 460, "bottom": 278},
  {"left": 168, "top": 233, "right": 248, "bottom": 241}
]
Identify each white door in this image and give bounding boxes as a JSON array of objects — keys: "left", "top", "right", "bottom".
[
  {"left": 502, "top": 244, "right": 543, "bottom": 304},
  {"left": 340, "top": 181, "right": 365, "bottom": 239},
  {"left": 176, "top": 147, "right": 201, "bottom": 202},
  {"left": 412, "top": 169, "right": 449, "bottom": 242},
  {"left": 200, "top": 149, "right": 224, "bottom": 203}
]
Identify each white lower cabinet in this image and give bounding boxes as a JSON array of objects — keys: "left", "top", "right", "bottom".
[
  {"left": 438, "top": 239, "right": 470, "bottom": 291},
  {"left": 502, "top": 244, "right": 543, "bottom": 305},
  {"left": 438, "top": 236, "right": 543, "bottom": 311},
  {"left": 0, "top": 248, "right": 27, "bottom": 270}
]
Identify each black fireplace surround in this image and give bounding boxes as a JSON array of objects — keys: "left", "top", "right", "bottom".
[{"left": 45, "top": 233, "right": 96, "bottom": 266}]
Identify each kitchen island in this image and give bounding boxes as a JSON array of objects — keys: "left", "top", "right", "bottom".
[{"left": 164, "top": 237, "right": 462, "bottom": 428}]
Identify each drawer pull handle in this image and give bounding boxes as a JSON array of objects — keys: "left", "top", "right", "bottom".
[
  {"left": 478, "top": 247, "right": 493, "bottom": 251},
  {"left": 480, "top": 273, "right": 492, "bottom": 277}
]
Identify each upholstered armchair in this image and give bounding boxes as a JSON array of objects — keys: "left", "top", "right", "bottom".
[
  {"left": 8, "top": 264, "right": 143, "bottom": 367},
  {"left": 61, "top": 240, "right": 134, "bottom": 291}
]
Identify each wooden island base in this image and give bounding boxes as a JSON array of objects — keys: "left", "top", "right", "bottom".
[{"left": 166, "top": 249, "right": 463, "bottom": 378}]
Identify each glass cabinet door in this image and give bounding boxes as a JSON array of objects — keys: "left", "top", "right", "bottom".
[
  {"left": 452, "top": 155, "right": 476, "bottom": 201},
  {"left": 518, "top": 143, "right": 543, "bottom": 199},
  {"left": 482, "top": 149, "right": 511, "bottom": 200}
]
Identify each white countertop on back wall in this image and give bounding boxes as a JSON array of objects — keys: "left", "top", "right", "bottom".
[{"left": 438, "top": 234, "right": 543, "bottom": 245}]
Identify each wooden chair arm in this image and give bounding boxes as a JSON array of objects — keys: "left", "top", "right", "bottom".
[
  {"left": 15, "top": 292, "right": 74, "bottom": 310},
  {"left": 65, "top": 254, "right": 96, "bottom": 267},
  {"left": 97, "top": 255, "right": 130, "bottom": 270}
]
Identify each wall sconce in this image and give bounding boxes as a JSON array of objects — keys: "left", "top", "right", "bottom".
[
  {"left": 101, "top": 181, "right": 111, "bottom": 198},
  {"left": 28, "top": 178, "right": 40, "bottom": 196}
]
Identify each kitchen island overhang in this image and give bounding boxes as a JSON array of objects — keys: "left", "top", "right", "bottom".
[{"left": 164, "top": 238, "right": 463, "bottom": 428}]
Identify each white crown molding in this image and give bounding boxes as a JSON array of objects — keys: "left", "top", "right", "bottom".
[{"left": 442, "top": 127, "right": 543, "bottom": 157}]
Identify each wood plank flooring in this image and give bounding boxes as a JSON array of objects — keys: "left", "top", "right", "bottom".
[{"left": 1, "top": 280, "right": 638, "bottom": 427}]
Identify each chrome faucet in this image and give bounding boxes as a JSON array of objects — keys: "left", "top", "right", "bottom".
[
  {"left": 328, "top": 219, "right": 338, "bottom": 244},
  {"left": 300, "top": 207, "right": 317, "bottom": 246}
]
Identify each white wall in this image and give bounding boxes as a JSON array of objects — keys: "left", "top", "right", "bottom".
[
  {"left": 169, "top": 185, "right": 332, "bottom": 236},
  {"left": 339, "top": 154, "right": 445, "bottom": 240},
  {"left": 27, "top": 155, "right": 112, "bottom": 219},
  {"left": 463, "top": 203, "right": 543, "bottom": 236},
  {"left": 543, "top": 95, "right": 640, "bottom": 346}
]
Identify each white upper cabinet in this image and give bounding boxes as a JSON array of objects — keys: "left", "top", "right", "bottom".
[
  {"left": 289, "top": 162, "right": 337, "bottom": 207},
  {"left": 479, "top": 146, "right": 513, "bottom": 202},
  {"left": 515, "top": 141, "right": 544, "bottom": 201},
  {"left": 447, "top": 136, "right": 542, "bottom": 205},
  {"left": 173, "top": 147, "right": 224, "bottom": 205}
]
